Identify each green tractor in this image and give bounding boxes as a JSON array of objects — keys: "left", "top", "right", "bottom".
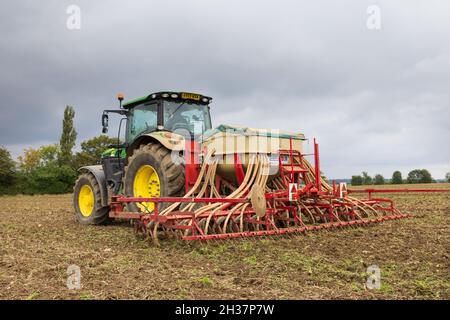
[
  {"left": 71, "top": 92, "right": 423, "bottom": 242},
  {"left": 73, "top": 91, "right": 212, "bottom": 224}
]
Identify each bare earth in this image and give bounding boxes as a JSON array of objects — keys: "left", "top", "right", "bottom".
[{"left": 1, "top": 183, "right": 449, "bottom": 300}]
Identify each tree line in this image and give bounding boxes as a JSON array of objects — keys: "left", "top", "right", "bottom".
[
  {"left": 0, "top": 106, "right": 117, "bottom": 195},
  {"left": 350, "top": 169, "right": 446, "bottom": 186}
]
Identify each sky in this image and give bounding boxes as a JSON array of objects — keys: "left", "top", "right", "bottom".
[{"left": 0, "top": 0, "right": 449, "bottom": 179}]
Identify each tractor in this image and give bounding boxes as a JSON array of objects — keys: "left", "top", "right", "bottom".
[
  {"left": 73, "top": 91, "right": 211, "bottom": 224},
  {"left": 73, "top": 91, "right": 420, "bottom": 243}
]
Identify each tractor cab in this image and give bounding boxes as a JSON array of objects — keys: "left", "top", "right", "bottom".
[
  {"left": 102, "top": 91, "right": 213, "bottom": 144},
  {"left": 97, "top": 91, "right": 212, "bottom": 197},
  {"left": 122, "top": 92, "right": 212, "bottom": 142}
]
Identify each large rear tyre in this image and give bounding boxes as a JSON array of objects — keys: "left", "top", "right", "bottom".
[
  {"left": 123, "top": 142, "right": 185, "bottom": 213},
  {"left": 73, "top": 173, "right": 110, "bottom": 225}
]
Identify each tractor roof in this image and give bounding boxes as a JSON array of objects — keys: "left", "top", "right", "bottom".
[{"left": 123, "top": 91, "right": 212, "bottom": 109}]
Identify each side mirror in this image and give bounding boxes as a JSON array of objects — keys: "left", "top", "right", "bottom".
[{"left": 102, "top": 113, "right": 109, "bottom": 133}]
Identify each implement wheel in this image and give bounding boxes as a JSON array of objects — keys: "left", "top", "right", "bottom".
[
  {"left": 123, "top": 142, "right": 185, "bottom": 213},
  {"left": 73, "top": 173, "right": 110, "bottom": 225}
]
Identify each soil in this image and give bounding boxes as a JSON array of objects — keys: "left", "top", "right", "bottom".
[{"left": 1, "top": 183, "right": 449, "bottom": 300}]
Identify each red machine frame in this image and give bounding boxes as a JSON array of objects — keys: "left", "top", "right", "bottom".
[{"left": 109, "top": 138, "right": 450, "bottom": 242}]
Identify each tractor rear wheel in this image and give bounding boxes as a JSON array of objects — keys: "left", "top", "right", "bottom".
[
  {"left": 73, "top": 173, "right": 110, "bottom": 225},
  {"left": 123, "top": 142, "right": 185, "bottom": 213}
]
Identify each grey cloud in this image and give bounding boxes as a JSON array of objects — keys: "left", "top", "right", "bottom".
[{"left": 0, "top": 0, "right": 449, "bottom": 178}]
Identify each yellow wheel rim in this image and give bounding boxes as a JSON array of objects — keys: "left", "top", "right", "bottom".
[
  {"left": 79, "top": 184, "right": 95, "bottom": 217},
  {"left": 133, "top": 165, "right": 160, "bottom": 212}
]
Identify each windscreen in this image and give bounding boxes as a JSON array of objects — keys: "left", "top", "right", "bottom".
[{"left": 163, "top": 101, "right": 212, "bottom": 137}]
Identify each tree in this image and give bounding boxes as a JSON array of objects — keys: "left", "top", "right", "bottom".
[
  {"left": 374, "top": 174, "right": 385, "bottom": 185},
  {"left": 407, "top": 169, "right": 433, "bottom": 184},
  {"left": 39, "top": 144, "right": 59, "bottom": 166},
  {"left": 59, "top": 105, "right": 77, "bottom": 166},
  {"left": 0, "top": 146, "right": 16, "bottom": 189},
  {"left": 392, "top": 171, "right": 402, "bottom": 184},
  {"left": 351, "top": 175, "right": 363, "bottom": 186},
  {"left": 362, "top": 171, "right": 373, "bottom": 185},
  {"left": 18, "top": 148, "right": 41, "bottom": 173},
  {"left": 446, "top": 172, "right": 450, "bottom": 183},
  {"left": 80, "top": 135, "right": 117, "bottom": 162},
  {"left": 14, "top": 144, "right": 78, "bottom": 195},
  {"left": 73, "top": 135, "right": 118, "bottom": 168},
  {"left": 17, "top": 145, "right": 60, "bottom": 173}
]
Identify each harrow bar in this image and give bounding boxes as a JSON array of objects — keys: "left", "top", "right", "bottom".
[{"left": 182, "top": 213, "right": 411, "bottom": 241}]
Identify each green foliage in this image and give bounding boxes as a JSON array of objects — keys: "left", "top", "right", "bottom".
[
  {"left": 26, "top": 291, "right": 40, "bottom": 300},
  {"left": 8, "top": 163, "right": 76, "bottom": 195},
  {"left": 446, "top": 172, "right": 450, "bottom": 183},
  {"left": 392, "top": 171, "right": 403, "bottom": 184},
  {"left": 17, "top": 147, "right": 41, "bottom": 173},
  {"left": 351, "top": 175, "right": 363, "bottom": 186},
  {"left": 0, "top": 106, "right": 91, "bottom": 195},
  {"left": 0, "top": 147, "right": 16, "bottom": 193},
  {"left": 39, "top": 144, "right": 59, "bottom": 166},
  {"left": 243, "top": 255, "right": 258, "bottom": 265},
  {"left": 407, "top": 169, "right": 433, "bottom": 184},
  {"left": 353, "top": 172, "right": 400, "bottom": 185},
  {"left": 74, "top": 135, "right": 118, "bottom": 168},
  {"left": 17, "top": 145, "right": 60, "bottom": 174},
  {"left": 373, "top": 174, "right": 385, "bottom": 185},
  {"left": 362, "top": 171, "right": 373, "bottom": 185},
  {"left": 28, "top": 164, "right": 77, "bottom": 194},
  {"left": 197, "top": 276, "right": 213, "bottom": 287},
  {"left": 79, "top": 293, "right": 93, "bottom": 300},
  {"left": 58, "top": 106, "right": 77, "bottom": 166}
]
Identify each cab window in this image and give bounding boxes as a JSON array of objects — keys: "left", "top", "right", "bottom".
[{"left": 127, "top": 103, "right": 158, "bottom": 142}]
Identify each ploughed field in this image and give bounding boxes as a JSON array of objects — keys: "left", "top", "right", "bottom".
[{"left": 0, "top": 183, "right": 449, "bottom": 299}]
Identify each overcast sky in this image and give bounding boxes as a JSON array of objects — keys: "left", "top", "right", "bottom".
[{"left": 1, "top": 0, "right": 449, "bottom": 179}]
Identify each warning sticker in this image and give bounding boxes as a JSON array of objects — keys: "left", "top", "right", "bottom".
[
  {"left": 289, "top": 183, "right": 298, "bottom": 201},
  {"left": 269, "top": 153, "right": 289, "bottom": 166}
]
